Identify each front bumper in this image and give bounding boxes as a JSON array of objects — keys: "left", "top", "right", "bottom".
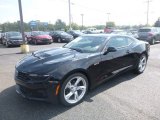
[
  {"left": 15, "top": 72, "right": 60, "bottom": 103},
  {"left": 8, "top": 41, "right": 23, "bottom": 46},
  {"left": 37, "top": 39, "right": 52, "bottom": 44}
]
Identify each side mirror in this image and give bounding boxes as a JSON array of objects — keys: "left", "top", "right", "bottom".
[{"left": 103, "top": 47, "right": 117, "bottom": 55}]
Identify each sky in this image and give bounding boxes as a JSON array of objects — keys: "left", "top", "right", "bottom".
[{"left": 0, "top": 0, "right": 160, "bottom": 26}]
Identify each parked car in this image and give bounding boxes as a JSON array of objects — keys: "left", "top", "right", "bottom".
[
  {"left": 28, "top": 31, "right": 52, "bottom": 45},
  {"left": 82, "top": 30, "right": 95, "bottom": 34},
  {"left": 87, "top": 27, "right": 97, "bottom": 32},
  {"left": 67, "top": 30, "right": 83, "bottom": 38},
  {"left": 110, "top": 30, "right": 127, "bottom": 35},
  {"left": 110, "top": 30, "right": 138, "bottom": 38},
  {"left": 2, "top": 32, "right": 23, "bottom": 47},
  {"left": 49, "top": 31, "right": 73, "bottom": 43},
  {"left": 15, "top": 34, "right": 150, "bottom": 106},
  {"left": 138, "top": 27, "right": 160, "bottom": 45}
]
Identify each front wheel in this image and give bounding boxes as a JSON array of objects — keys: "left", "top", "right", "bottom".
[
  {"left": 134, "top": 54, "right": 147, "bottom": 74},
  {"left": 34, "top": 40, "right": 37, "bottom": 45},
  {"left": 57, "top": 38, "right": 62, "bottom": 43},
  {"left": 59, "top": 73, "right": 88, "bottom": 106}
]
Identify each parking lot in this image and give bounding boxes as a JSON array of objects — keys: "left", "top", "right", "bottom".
[{"left": 0, "top": 43, "right": 160, "bottom": 120}]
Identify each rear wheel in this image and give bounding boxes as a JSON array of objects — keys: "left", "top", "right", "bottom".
[
  {"left": 59, "top": 73, "right": 88, "bottom": 106},
  {"left": 5, "top": 42, "right": 9, "bottom": 47},
  {"left": 134, "top": 54, "right": 147, "bottom": 74},
  {"left": 150, "top": 38, "right": 155, "bottom": 45}
]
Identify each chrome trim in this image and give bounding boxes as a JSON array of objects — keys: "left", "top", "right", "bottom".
[{"left": 112, "top": 65, "right": 133, "bottom": 74}]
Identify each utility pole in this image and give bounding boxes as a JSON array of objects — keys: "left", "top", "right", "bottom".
[
  {"left": 18, "top": 0, "right": 29, "bottom": 53},
  {"left": 81, "top": 14, "right": 84, "bottom": 30},
  {"left": 146, "top": 0, "right": 152, "bottom": 26},
  {"left": 68, "top": 0, "right": 72, "bottom": 30},
  {"left": 18, "top": 0, "right": 26, "bottom": 44}
]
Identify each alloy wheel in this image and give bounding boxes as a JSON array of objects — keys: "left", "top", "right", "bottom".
[
  {"left": 138, "top": 55, "right": 147, "bottom": 72},
  {"left": 64, "top": 76, "right": 87, "bottom": 104}
]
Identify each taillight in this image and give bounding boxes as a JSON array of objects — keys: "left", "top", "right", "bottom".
[{"left": 148, "top": 32, "right": 153, "bottom": 36}]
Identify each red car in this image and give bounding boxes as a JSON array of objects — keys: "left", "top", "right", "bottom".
[{"left": 28, "top": 31, "right": 52, "bottom": 45}]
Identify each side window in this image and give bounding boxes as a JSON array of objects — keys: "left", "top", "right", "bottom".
[{"left": 108, "top": 37, "right": 129, "bottom": 48}]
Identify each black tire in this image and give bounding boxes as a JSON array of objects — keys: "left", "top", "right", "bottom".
[
  {"left": 134, "top": 54, "right": 147, "bottom": 74},
  {"left": 5, "top": 42, "right": 9, "bottom": 47},
  {"left": 57, "top": 38, "right": 62, "bottom": 43},
  {"left": 150, "top": 38, "right": 155, "bottom": 45},
  {"left": 59, "top": 73, "right": 88, "bottom": 106},
  {"left": 34, "top": 40, "right": 37, "bottom": 45}
]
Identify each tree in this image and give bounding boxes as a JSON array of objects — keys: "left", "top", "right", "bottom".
[
  {"left": 54, "top": 19, "right": 66, "bottom": 30},
  {"left": 106, "top": 22, "right": 115, "bottom": 27},
  {"left": 154, "top": 18, "right": 160, "bottom": 27},
  {"left": 71, "top": 23, "right": 80, "bottom": 30},
  {"left": 93, "top": 25, "right": 105, "bottom": 30}
]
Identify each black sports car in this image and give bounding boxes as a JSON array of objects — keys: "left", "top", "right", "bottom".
[
  {"left": 15, "top": 34, "right": 150, "bottom": 106},
  {"left": 49, "top": 31, "right": 73, "bottom": 43}
]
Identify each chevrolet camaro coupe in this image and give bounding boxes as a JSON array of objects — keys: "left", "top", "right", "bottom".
[{"left": 15, "top": 34, "right": 150, "bottom": 106}]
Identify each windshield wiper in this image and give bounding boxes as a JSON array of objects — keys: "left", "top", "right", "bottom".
[{"left": 69, "top": 47, "right": 83, "bottom": 53}]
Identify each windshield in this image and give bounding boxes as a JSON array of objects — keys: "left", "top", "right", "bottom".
[
  {"left": 59, "top": 32, "right": 69, "bottom": 36},
  {"left": 32, "top": 31, "right": 46, "bottom": 36},
  {"left": 64, "top": 36, "right": 107, "bottom": 53},
  {"left": 8, "top": 32, "right": 21, "bottom": 37},
  {"left": 138, "top": 29, "right": 151, "bottom": 32}
]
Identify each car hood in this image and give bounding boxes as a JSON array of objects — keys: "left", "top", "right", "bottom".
[
  {"left": 16, "top": 48, "right": 78, "bottom": 74},
  {"left": 34, "top": 35, "right": 52, "bottom": 39},
  {"left": 9, "top": 36, "right": 22, "bottom": 40}
]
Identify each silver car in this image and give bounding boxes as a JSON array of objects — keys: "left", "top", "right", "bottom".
[{"left": 138, "top": 27, "right": 160, "bottom": 45}]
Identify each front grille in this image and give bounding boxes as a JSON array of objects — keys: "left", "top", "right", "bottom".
[
  {"left": 19, "top": 85, "right": 47, "bottom": 98},
  {"left": 42, "top": 39, "right": 49, "bottom": 42},
  {"left": 18, "top": 72, "right": 30, "bottom": 81}
]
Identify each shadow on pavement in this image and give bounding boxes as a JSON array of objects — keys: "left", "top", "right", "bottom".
[{"left": 0, "top": 71, "right": 137, "bottom": 120}]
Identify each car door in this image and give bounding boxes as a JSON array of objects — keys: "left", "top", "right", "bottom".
[{"left": 100, "top": 36, "right": 134, "bottom": 80}]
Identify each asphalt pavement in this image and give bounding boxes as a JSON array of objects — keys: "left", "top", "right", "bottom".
[{"left": 0, "top": 43, "right": 160, "bottom": 120}]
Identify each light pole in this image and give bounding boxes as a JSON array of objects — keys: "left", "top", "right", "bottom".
[
  {"left": 18, "top": 0, "right": 29, "bottom": 53},
  {"left": 146, "top": 0, "right": 151, "bottom": 26},
  {"left": 18, "top": 0, "right": 25, "bottom": 44},
  {"left": 68, "top": 0, "right": 72, "bottom": 30},
  {"left": 81, "top": 14, "right": 84, "bottom": 30}
]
